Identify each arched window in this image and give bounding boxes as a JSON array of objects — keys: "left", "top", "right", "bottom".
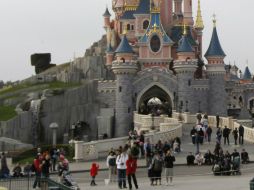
[
  {"left": 143, "top": 20, "right": 149, "bottom": 29},
  {"left": 120, "top": 57, "right": 125, "bottom": 63},
  {"left": 127, "top": 24, "right": 131, "bottom": 30}
]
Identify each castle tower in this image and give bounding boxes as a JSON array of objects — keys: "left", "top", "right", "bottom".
[
  {"left": 205, "top": 17, "right": 227, "bottom": 116},
  {"left": 194, "top": 0, "right": 204, "bottom": 56},
  {"left": 183, "top": 0, "right": 193, "bottom": 26},
  {"left": 103, "top": 7, "right": 111, "bottom": 30},
  {"left": 106, "top": 44, "right": 114, "bottom": 69},
  {"left": 174, "top": 27, "right": 197, "bottom": 113},
  {"left": 111, "top": 33, "right": 138, "bottom": 137},
  {"left": 160, "top": 0, "right": 173, "bottom": 32},
  {"left": 174, "top": 0, "right": 183, "bottom": 15}
]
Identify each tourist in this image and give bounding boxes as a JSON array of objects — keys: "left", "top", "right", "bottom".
[
  {"left": 33, "top": 154, "right": 42, "bottom": 189},
  {"left": 0, "top": 152, "right": 10, "bottom": 178},
  {"left": 216, "top": 127, "right": 222, "bottom": 144},
  {"left": 195, "top": 152, "right": 203, "bottom": 166},
  {"left": 232, "top": 128, "right": 239, "bottom": 145},
  {"left": 190, "top": 127, "right": 197, "bottom": 145},
  {"left": 138, "top": 131, "right": 145, "bottom": 157},
  {"left": 144, "top": 138, "right": 152, "bottom": 166},
  {"left": 174, "top": 137, "right": 181, "bottom": 152},
  {"left": 164, "top": 150, "right": 175, "bottom": 186},
  {"left": 238, "top": 125, "right": 244, "bottom": 145},
  {"left": 151, "top": 151, "right": 163, "bottom": 185},
  {"left": 106, "top": 150, "right": 116, "bottom": 182},
  {"left": 202, "top": 114, "right": 209, "bottom": 139},
  {"left": 223, "top": 126, "right": 230, "bottom": 145},
  {"left": 147, "top": 152, "right": 155, "bottom": 186},
  {"left": 116, "top": 146, "right": 128, "bottom": 189},
  {"left": 186, "top": 152, "right": 195, "bottom": 166},
  {"left": 241, "top": 149, "right": 249, "bottom": 164},
  {"left": 90, "top": 163, "right": 99, "bottom": 186},
  {"left": 195, "top": 131, "right": 200, "bottom": 154},
  {"left": 23, "top": 162, "right": 32, "bottom": 177},
  {"left": 173, "top": 140, "right": 180, "bottom": 153},
  {"left": 155, "top": 140, "right": 163, "bottom": 155},
  {"left": 204, "top": 150, "right": 214, "bottom": 165},
  {"left": 198, "top": 128, "right": 204, "bottom": 144},
  {"left": 197, "top": 113, "right": 202, "bottom": 124},
  {"left": 130, "top": 142, "right": 140, "bottom": 160},
  {"left": 126, "top": 154, "right": 138, "bottom": 190},
  {"left": 231, "top": 149, "right": 240, "bottom": 160},
  {"left": 41, "top": 154, "right": 51, "bottom": 178},
  {"left": 12, "top": 163, "right": 23, "bottom": 177},
  {"left": 206, "top": 126, "right": 212, "bottom": 144},
  {"left": 162, "top": 141, "right": 171, "bottom": 154},
  {"left": 50, "top": 146, "right": 58, "bottom": 172}
]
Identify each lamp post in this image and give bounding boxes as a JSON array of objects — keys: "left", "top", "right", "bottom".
[
  {"left": 71, "top": 124, "right": 76, "bottom": 140},
  {"left": 198, "top": 101, "right": 201, "bottom": 113},
  {"left": 49, "top": 123, "right": 59, "bottom": 146},
  {"left": 185, "top": 101, "right": 189, "bottom": 112}
]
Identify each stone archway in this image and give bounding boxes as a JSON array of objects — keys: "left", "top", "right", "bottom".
[{"left": 136, "top": 83, "right": 173, "bottom": 116}]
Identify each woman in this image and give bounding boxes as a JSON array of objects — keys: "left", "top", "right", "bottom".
[
  {"left": 126, "top": 154, "right": 138, "bottom": 190},
  {"left": 232, "top": 128, "right": 238, "bottom": 145}
]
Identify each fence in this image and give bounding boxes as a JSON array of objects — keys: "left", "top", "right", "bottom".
[{"left": 0, "top": 177, "right": 72, "bottom": 190}]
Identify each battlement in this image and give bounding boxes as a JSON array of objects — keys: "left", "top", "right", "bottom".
[
  {"left": 192, "top": 79, "right": 209, "bottom": 90},
  {"left": 98, "top": 80, "right": 116, "bottom": 93}
]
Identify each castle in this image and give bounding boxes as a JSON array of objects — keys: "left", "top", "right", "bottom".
[{"left": 1, "top": 0, "right": 254, "bottom": 146}]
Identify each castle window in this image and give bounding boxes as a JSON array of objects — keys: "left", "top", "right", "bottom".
[
  {"left": 131, "top": 25, "right": 134, "bottom": 30},
  {"left": 127, "top": 24, "right": 131, "bottom": 30},
  {"left": 150, "top": 35, "right": 161, "bottom": 53},
  {"left": 188, "top": 79, "right": 191, "bottom": 86},
  {"left": 119, "top": 86, "right": 122, "bottom": 92},
  {"left": 120, "top": 58, "right": 125, "bottom": 63},
  {"left": 143, "top": 20, "right": 149, "bottom": 29},
  {"left": 128, "top": 107, "right": 131, "bottom": 113}
]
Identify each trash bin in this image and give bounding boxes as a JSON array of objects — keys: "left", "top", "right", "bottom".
[{"left": 250, "top": 178, "right": 254, "bottom": 190}]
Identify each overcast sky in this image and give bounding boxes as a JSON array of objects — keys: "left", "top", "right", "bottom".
[{"left": 0, "top": 0, "right": 253, "bottom": 82}]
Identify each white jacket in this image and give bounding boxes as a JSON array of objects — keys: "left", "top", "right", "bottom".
[{"left": 116, "top": 153, "right": 128, "bottom": 169}]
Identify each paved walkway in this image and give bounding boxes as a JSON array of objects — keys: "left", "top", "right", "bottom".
[{"left": 68, "top": 123, "right": 254, "bottom": 172}]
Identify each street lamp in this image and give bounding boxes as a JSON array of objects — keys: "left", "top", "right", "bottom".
[
  {"left": 71, "top": 124, "right": 76, "bottom": 140},
  {"left": 185, "top": 101, "right": 189, "bottom": 112},
  {"left": 198, "top": 101, "right": 201, "bottom": 113}
]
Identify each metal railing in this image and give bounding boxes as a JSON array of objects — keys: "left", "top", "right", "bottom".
[{"left": 0, "top": 176, "right": 72, "bottom": 190}]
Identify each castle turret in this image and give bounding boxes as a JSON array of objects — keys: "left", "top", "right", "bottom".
[
  {"left": 194, "top": 0, "right": 204, "bottom": 56},
  {"left": 174, "top": 27, "right": 197, "bottom": 113},
  {"left": 112, "top": 33, "right": 138, "bottom": 137},
  {"left": 160, "top": 0, "right": 173, "bottom": 32},
  {"left": 205, "top": 17, "right": 227, "bottom": 116},
  {"left": 106, "top": 44, "right": 114, "bottom": 69},
  {"left": 174, "top": 0, "right": 183, "bottom": 15},
  {"left": 183, "top": 0, "right": 193, "bottom": 26},
  {"left": 103, "top": 7, "right": 111, "bottom": 30}
]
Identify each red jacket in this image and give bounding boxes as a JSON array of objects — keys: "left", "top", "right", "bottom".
[
  {"left": 126, "top": 158, "right": 137, "bottom": 175},
  {"left": 90, "top": 163, "right": 99, "bottom": 177},
  {"left": 33, "top": 158, "right": 41, "bottom": 173}
]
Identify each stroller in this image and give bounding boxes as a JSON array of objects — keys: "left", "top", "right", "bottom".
[
  {"left": 62, "top": 170, "right": 80, "bottom": 190},
  {"left": 232, "top": 156, "right": 241, "bottom": 175}
]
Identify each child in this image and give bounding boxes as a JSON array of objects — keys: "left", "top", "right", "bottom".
[{"left": 90, "top": 163, "right": 99, "bottom": 186}]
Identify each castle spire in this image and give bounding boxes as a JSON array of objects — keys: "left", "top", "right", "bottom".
[
  {"left": 194, "top": 0, "right": 204, "bottom": 30},
  {"left": 205, "top": 16, "right": 226, "bottom": 59}
]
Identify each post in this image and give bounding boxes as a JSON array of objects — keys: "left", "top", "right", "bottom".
[{"left": 49, "top": 123, "right": 59, "bottom": 146}]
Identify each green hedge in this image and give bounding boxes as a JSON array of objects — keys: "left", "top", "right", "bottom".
[
  {"left": 13, "top": 144, "right": 74, "bottom": 164},
  {"left": 0, "top": 105, "right": 17, "bottom": 121}
]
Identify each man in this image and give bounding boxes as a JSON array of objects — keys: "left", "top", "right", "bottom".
[
  {"left": 222, "top": 126, "right": 230, "bottom": 145},
  {"left": 241, "top": 149, "right": 249, "bottom": 164},
  {"left": 144, "top": 138, "right": 152, "bottom": 166},
  {"left": 186, "top": 152, "right": 195, "bottom": 166},
  {"left": 216, "top": 127, "right": 222, "bottom": 144},
  {"left": 164, "top": 151, "right": 175, "bottom": 186},
  {"left": 239, "top": 125, "right": 244, "bottom": 145},
  {"left": 106, "top": 151, "right": 116, "bottom": 182},
  {"left": 232, "top": 128, "right": 239, "bottom": 145},
  {"left": 126, "top": 154, "right": 138, "bottom": 190},
  {"left": 190, "top": 127, "right": 196, "bottom": 145},
  {"left": 116, "top": 147, "right": 128, "bottom": 189},
  {"left": 206, "top": 126, "right": 212, "bottom": 144}
]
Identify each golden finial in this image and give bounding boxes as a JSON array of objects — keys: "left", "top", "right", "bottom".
[
  {"left": 212, "top": 14, "right": 217, "bottom": 27},
  {"left": 194, "top": 0, "right": 204, "bottom": 30},
  {"left": 183, "top": 24, "right": 187, "bottom": 35}
]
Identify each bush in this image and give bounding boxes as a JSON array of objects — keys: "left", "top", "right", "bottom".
[{"left": 13, "top": 144, "right": 74, "bottom": 164}]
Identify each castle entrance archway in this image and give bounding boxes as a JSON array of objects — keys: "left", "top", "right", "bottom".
[{"left": 137, "top": 85, "right": 173, "bottom": 116}]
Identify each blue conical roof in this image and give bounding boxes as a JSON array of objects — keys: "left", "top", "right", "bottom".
[
  {"left": 115, "top": 35, "right": 133, "bottom": 54},
  {"left": 205, "top": 26, "right": 226, "bottom": 57},
  {"left": 103, "top": 7, "right": 111, "bottom": 17},
  {"left": 177, "top": 35, "right": 194, "bottom": 53},
  {"left": 243, "top": 66, "right": 252, "bottom": 80}
]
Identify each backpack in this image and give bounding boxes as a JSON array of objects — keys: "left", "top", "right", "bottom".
[
  {"left": 153, "top": 159, "right": 163, "bottom": 171},
  {"left": 108, "top": 158, "right": 116, "bottom": 166}
]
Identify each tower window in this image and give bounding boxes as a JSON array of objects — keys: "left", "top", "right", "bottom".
[
  {"left": 128, "top": 107, "right": 131, "bottom": 113},
  {"left": 119, "top": 86, "right": 122, "bottom": 92},
  {"left": 131, "top": 25, "right": 134, "bottom": 30},
  {"left": 188, "top": 79, "right": 191, "bottom": 86},
  {"left": 150, "top": 35, "right": 161, "bottom": 53},
  {"left": 143, "top": 20, "right": 149, "bottom": 29},
  {"left": 127, "top": 24, "right": 131, "bottom": 30}
]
